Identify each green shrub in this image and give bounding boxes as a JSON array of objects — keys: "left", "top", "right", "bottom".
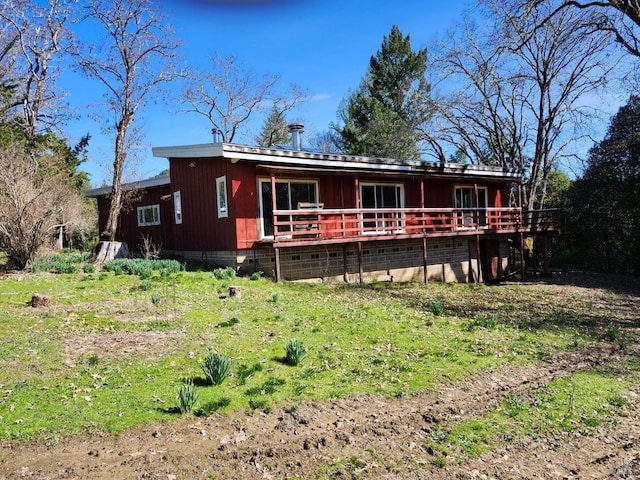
[
  {"left": 83, "top": 263, "right": 96, "bottom": 274},
  {"left": 250, "top": 272, "right": 262, "bottom": 281},
  {"left": 431, "top": 301, "right": 445, "bottom": 316},
  {"left": 177, "top": 381, "right": 199, "bottom": 414},
  {"left": 201, "top": 352, "right": 231, "bottom": 386},
  {"left": 213, "top": 267, "right": 236, "bottom": 280},
  {"left": 285, "top": 339, "right": 306, "bottom": 366}
]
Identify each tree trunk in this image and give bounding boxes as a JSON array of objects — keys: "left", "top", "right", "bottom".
[{"left": 93, "top": 241, "right": 129, "bottom": 264}]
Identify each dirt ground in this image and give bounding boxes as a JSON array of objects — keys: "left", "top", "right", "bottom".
[{"left": 1, "top": 274, "right": 639, "bottom": 480}]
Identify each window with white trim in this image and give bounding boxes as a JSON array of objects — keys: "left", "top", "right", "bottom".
[
  {"left": 454, "top": 186, "right": 487, "bottom": 228},
  {"left": 137, "top": 204, "right": 160, "bottom": 226},
  {"left": 216, "top": 176, "right": 228, "bottom": 218},
  {"left": 173, "top": 191, "right": 182, "bottom": 224},
  {"left": 258, "top": 179, "right": 318, "bottom": 238},
  {"left": 359, "top": 183, "right": 405, "bottom": 233}
]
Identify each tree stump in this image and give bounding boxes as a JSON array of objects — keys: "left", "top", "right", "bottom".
[
  {"left": 93, "top": 241, "right": 130, "bottom": 264},
  {"left": 228, "top": 286, "right": 242, "bottom": 298},
  {"left": 31, "top": 294, "right": 50, "bottom": 308}
]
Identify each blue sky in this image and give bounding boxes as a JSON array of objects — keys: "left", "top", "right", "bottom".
[{"left": 62, "top": 0, "right": 471, "bottom": 186}]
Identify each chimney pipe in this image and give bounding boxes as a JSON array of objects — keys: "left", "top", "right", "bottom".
[
  {"left": 212, "top": 128, "right": 223, "bottom": 143},
  {"left": 288, "top": 123, "right": 304, "bottom": 150}
]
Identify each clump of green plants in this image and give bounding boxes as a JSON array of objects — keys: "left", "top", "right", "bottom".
[
  {"left": 250, "top": 271, "right": 262, "bottom": 281},
  {"left": 32, "top": 250, "right": 92, "bottom": 273},
  {"left": 150, "top": 292, "right": 162, "bottom": 305},
  {"left": 270, "top": 292, "right": 280, "bottom": 303},
  {"left": 213, "top": 267, "right": 236, "bottom": 280},
  {"left": 201, "top": 352, "right": 231, "bottom": 385},
  {"left": 83, "top": 263, "right": 96, "bottom": 274},
  {"left": 465, "top": 314, "right": 498, "bottom": 331},
  {"left": 177, "top": 381, "right": 199, "bottom": 414},
  {"left": 285, "top": 339, "right": 306, "bottom": 366},
  {"left": 103, "top": 258, "right": 182, "bottom": 278},
  {"left": 605, "top": 325, "right": 626, "bottom": 349},
  {"left": 431, "top": 301, "right": 445, "bottom": 316}
]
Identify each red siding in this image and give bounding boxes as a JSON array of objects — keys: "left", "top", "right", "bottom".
[
  {"left": 169, "top": 157, "right": 236, "bottom": 252},
  {"left": 98, "top": 184, "right": 173, "bottom": 252}
]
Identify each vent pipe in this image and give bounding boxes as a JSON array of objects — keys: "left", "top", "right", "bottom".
[
  {"left": 212, "top": 128, "right": 223, "bottom": 143},
  {"left": 288, "top": 123, "right": 304, "bottom": 150}
]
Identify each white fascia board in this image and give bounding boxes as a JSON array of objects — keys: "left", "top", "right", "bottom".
[{"left": 152, "top": 143, "right": 224, "bottom": 158}]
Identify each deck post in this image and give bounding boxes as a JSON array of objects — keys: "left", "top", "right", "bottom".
[
  {"left": 422, "top": 236, "right": 428, "bottom": 284},
  {"left": 542, "top": 234, "right": 551, "bottom": 277},
  {"left": 357, "top": 241, "right": 363, "bottom": 284},
  {"left": 274, "top": 246, "right": 281, "bottom": 282},
  {"left": 519, "top": 233, "right": 525, "bottom": 279},
  {"left": 475, "top": 233, "right": 482, "bottom": 283}
]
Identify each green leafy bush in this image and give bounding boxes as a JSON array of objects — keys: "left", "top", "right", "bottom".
[
  {"left": 83, "top": 263, "right": 96, "bottom": 274},
  {"left": 201, "top": 352, "right": 231, "bottom": 386},
  {"left": 285, "top": 339, "right": 306, "bottom": 366}
]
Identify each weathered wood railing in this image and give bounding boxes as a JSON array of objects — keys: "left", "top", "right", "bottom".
[{"left": 271, "top": 207, "right": 559, "bottom": 245}]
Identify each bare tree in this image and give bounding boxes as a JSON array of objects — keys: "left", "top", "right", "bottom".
[
  {"left": 0, "top": 145, "right": 85, "bottom": 269},
  {"left": 0, "top": 0, "right": 73, "bottom": 138},
  {"left": 77, "top": 0, "right": 182, "bottom": 246},
  {"left": 427, "top": 1, "right": 613, "bottom": 209},
  {"left": 183, "top": 53, "right": 306, "bottom": 143},
  {"left": 528, "top": 0, "right": 640, "bottom": 57}
]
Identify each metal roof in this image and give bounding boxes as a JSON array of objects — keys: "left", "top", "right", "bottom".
[{"left": 151, "top": 142, "right": 523, "bottom": 181}]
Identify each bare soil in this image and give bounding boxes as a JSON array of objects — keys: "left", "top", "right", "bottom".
[{"left": 1, "top": 273, "right": 639, "bottom": 480}]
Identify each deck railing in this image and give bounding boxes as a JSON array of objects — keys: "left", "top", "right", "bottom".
[{"left": 271, "top": 207, "right": 560, "bottom": 245}]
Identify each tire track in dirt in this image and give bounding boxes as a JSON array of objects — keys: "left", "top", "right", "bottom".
[{"left": 2, "top": 344, "right": 633, "bottom": 480}]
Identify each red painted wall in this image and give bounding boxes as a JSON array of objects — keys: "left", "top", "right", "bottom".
[{"left": 95, "top": 156, "right": 514, "bottom": 254}]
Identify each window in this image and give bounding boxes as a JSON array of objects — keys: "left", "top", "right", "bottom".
[
  {"left": 137, "top": 204, "right": 160, "bottom": 227},
  {"left": 216, "top": 176, "right": 228, "bottom": 218},
  {"left": 454, "top": 186, "right": 487, "bottom": 228},
  {"left": 258, "top": 179, "right": 318, "bottom": 238},
  {"left": 359, "top": 183, "right": 404, "bottom": 233},
  {"left": 173, "top": 191, "right": 182, "bottom": 224}
]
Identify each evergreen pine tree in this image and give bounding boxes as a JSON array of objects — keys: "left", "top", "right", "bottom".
[{"left": 333, "top": 25, "right": 431, "bottom": 160}]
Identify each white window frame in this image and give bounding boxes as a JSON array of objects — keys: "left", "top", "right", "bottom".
[
  {"left": 173, "top": 191, "right": 182, "bottom": 225},
  {"left": 216, "top": 175, "right": 228, "bottom": 219},
  {"left": 359, "top": 182, "right": 405, "bottom": 234},
  {"left": 137, "top": 204, "right": 161, "bottom": 227},
  {"left": 257, "top": 178, "right": 319, "bottom": 239},
  {"left": 454, "top": 185, "right": 488, "bottom": 229}
]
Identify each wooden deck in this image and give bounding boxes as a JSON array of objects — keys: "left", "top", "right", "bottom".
[{"left": 270, "top": 207, "right": 560, "bottom": 247}]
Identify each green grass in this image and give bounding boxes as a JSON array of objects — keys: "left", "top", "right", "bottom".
[{"left": 0, "top": 268, "right": 635, "bottom": 442}]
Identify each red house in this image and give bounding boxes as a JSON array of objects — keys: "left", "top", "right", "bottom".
[{"left": 86, "top": 137, "right": 559, "bottom": 283}]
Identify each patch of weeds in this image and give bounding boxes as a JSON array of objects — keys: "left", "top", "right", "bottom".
[
  {"left": 177, "top": 381, "right": 199, "bottom": 414},
  {"left": 213, "top": 267, "right": 236, "bottom": 280},
  {"left": 250, "top": 272, "right": 262, "bottom": 281},
  {"left": 248, "top": 398, "right": 271, "bottom": 413},
  {"left": 607, "top": 392, "right": 628, "bottom": 408},
  {"left": 150, "top": 292, "right": 162, "bottom": 306},
  {"left": 606, "top": 325, "right": 627, "bottom": 350},
  {"left": 201, "top": 352, "right": 231, "bottom": 386},
  {"left": 433, "top": 456, "right": 447, "bottom": 468},
  {"left": 465, "top": 314, "right": 499, "bottom": 331},
  {"left": 236, "top": 362, "right": 263, "bottom": 385},
  {"left": 285, "top": 339, "right": 306, "bottom": 366},
  {"left": 218, "top": 317, "right": 239, "bottom": 328},
  {"left": 322, "top": 455, "right": 368, "bottom": 478},
  {"left": 431, "top": 301, "right": 445, "bottom": 316},
  {"left": 270, "top": 292, "right": 280, "bottom": 303},
  {"left": 245, "top": 377, "right": 286, "bottom": 396},
  {"left": 83, "top": 263, "right": 96, "bottom": 274},
  {"left": 140, "top": 279, "right": 152, "bottom": 291},
  {"left": 198, "top": 397, "right": 231, "bottom": 415}
]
